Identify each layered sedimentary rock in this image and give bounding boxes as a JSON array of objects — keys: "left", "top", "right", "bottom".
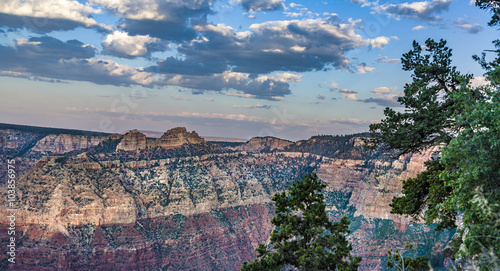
[
  {"left": 0, "top": 128, "right": 454, "bottom": 270},
  {"left": 116, "top": 129, "right": 147, "bottom": 152},
  {"left": 31, "top": 134, "right": 102, "bottom": 154},
  {"left": 114, "top": 128, "right": 205, "bottom": 152},
  {"left": 236, "top": 136, "right": 293, "bottom": 152},
  {"left": 157, "top": 127, "right": 205, "bottom": 148}
]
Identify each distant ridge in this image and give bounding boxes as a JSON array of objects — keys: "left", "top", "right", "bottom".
[
  {"left": 203, "top": 136, "right": 248, "bottom": 142},
  {"left": 0, "top": 122, "right": 111, "bottom": 137},
  {"left": 0, "top": 123, "right": 248, "bottom": 143},
  {"left": 129, "top": 130, "right": 248, "bottom": 142}
]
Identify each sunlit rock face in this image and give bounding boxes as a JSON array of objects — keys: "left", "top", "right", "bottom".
[
  {"left": 116, "top": 129, "right": 147, "bottom": 152},
  {"left": 31, "top": 134, "right": 103, "bottom": 154},
  {"left": 235, "top": 136, "right": 293, "bottom": 152},
  {"left": 0, "top": 127, "right": 454, "bottom": 270},
  {"left": 157, "top": 127, "right": 205, "bottom": 148}
]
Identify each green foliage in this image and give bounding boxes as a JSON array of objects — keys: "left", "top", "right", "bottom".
[
  {"left": 368, "top": 39, "right": 479, "bottom": 155},
  {"left": 439, "top": 89, "right": 500, "bottom": 269},
  {"left": 389, "top": 159, "right": 455, "bottom": 231},
  {"left": 368, "top": 37, "right": 479, "bottom": 231},
  {"left": 241, "top": 173, "right": 361, "bottom": 271},
  {"left": 473, "top": 38, "right": 500, "bottom": 87},
  {"left": 386, "top": 242, "right": 429, "bottom": 271},
  {"left": 370, "top": 31, "right": 500, "bottom": 268},
  {"left": 475, "top": 0, "right": 500, "bottom": 27}
]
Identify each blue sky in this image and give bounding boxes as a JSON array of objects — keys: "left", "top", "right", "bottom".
[{"left": 0, "top": 0, "right": 497, "bottom": 140}]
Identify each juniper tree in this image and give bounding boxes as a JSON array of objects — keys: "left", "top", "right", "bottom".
[{"left": 241, "top": 173, "right": 361, "bottom": 271}]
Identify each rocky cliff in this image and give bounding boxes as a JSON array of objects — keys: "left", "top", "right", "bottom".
[
  {"left": 114, "top": 127, "right": 205, "bottom": 152},
  {"left": 116, "top": 129, "right": 146, "bottom": 152},
  {"left": 157, "top": 127, "right": 205, "bottom": 148},
  {"left": 0, "top": 125, "right": 454, "bottom": 270},
  {"left": 236, "top": 136, "right": 292, "bottom": 152},
  {"left": 31, "top": 134, "right": 103, "bottom": 154}
]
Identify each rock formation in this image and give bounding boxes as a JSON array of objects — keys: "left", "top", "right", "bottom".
[
  {"left": 236, "top": 136, "right": 293, "bottom": 152},
  {"left": 31, "top": 134, "right": 102, "bottom": 154},
  {"left": 157, "top": 127, "right": 205, "bottom": 148},
  {"left": 116, "top": 129, "right": 147, "bottom": 152}
]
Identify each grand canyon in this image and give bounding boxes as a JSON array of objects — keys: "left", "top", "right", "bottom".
[{"left": 0, "top": 123, "right": 456, "bottom": 270}]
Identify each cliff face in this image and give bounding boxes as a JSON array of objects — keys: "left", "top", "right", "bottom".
[
  {"left": 0, "top": 127, "right": 453, "bottom": 270},
  {"left": 116, "top": 129, "right": 146, "bottom": 152},
  {"left": 158, "top": 127, "right": 205, "bottom": 148},
  {"left": 236, "top": 136, "right": 293, "bottom": 152},
  {"left": 114, "top": 128, "right": 205, "bottom": 152},
  {"left": 31, "top": 134, "right": 103, "bottom": 154}
]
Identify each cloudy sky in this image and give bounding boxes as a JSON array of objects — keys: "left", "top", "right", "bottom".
[{"left": 0, "top": 0, "right": 496, "bottom": 140}]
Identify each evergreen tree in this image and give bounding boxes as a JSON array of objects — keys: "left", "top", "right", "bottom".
[
  {"left": 241, "top": 173, "right": 361, "bottom": 271},
  {"left": 368, "top": 38, "right": 483, "bottom": 230},
  {"left": 387, "top": 242, "right": 429, "bottom": 271},
  {"left": 439, "top": 88, "right": 500, "bottom": 269},
  {"left": 368, "top": 38, "right": 480, "bottom": 156},
  {"left": 369, "top": 2, "right": 500, "bottom": 266}
]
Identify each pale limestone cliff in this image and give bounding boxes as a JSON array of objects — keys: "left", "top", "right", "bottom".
[{"left": 31, "top": 134, "right": 103, "bottom": 154}]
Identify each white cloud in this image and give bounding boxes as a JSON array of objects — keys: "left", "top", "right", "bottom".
[
  {"left": 193, "top": 24, "right": 236, "bottom": 36},
  {"left": 290, "top": 45, "right": 307, "bottom": 52},
  {"left": 371, "top": 0, "right": 452, "bottom": 22},
  {"left": 173, "top": 112, "right": 270, "bottom": 122},
  {"left": 67, "top": 107, "right": 273, "bottom": 123},
  {"left": 412, "top": 25, "right": 427, "bottom": 31},
  {"left": 88, "top": 0, "right": 192, "bottom": 21},
  {"left": 270, "top": 96, "right": 285, "bottom": 101},
  {"left": 284, "top": 12, "right": 304, "bottom": 17},
  {"left": 0, "top": 0, "right": 102, "bottom": 27},
  {"left": 226, "top": 93, "right": 257, "bottom": 98},
  {"left": 456, "top": 23, "right": 483, "bottom": 33},
  {"left": 371, "top": 87, "right": 391, "bottom": 95},
  {"left": 369, "top": 36, "right": 390, "bottom": 49},
  {"left": 276, "top": 72, "right": 302, "bottom": 82},
  {"left": 377, "top": 56, "right": 400, "bottom": 63},
  {"left": 68, "top": 58, "right": 156, "bottom": 85},
  {"left": 454, "top": 18, "right": 484, "bottom": 34},
  {"left": 357, "top": 63, "right": 375, "bottom": 74},
  {"left": 232, "top": 104, "right": 271, "bottom": 109},
  {"left": 338, "top": 89, "right": 361, "bottom": 101},
  {"left": 102, "top": 31, "right": 164, "bottom": 58},
  {"left": 174, "top": 18, "right": 384, "bottom": 75}
]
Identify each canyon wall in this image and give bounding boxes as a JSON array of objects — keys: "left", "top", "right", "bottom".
[{"left": 0, "top": 126, "right": 453, "bottom": 270}]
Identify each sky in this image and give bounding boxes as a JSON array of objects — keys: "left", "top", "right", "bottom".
[{"left": 0, "top": 0, "right": 497, "bottom": 141}]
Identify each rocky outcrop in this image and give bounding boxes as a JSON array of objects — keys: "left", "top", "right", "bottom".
[
  {"left": 114, "top": 128, "right": 205, "bottom": 152},
  {"left": 31, "top": 134, "right": 103, "bottom": 154},
  {"left": 236, "top": 136, "right": 293, "bottom": 152},
  {"left": 157, "top": 127, "right": 205, "bottom": 148},
  {"left": 116, "top": 129, "right": 147, "bottom": 152}
]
